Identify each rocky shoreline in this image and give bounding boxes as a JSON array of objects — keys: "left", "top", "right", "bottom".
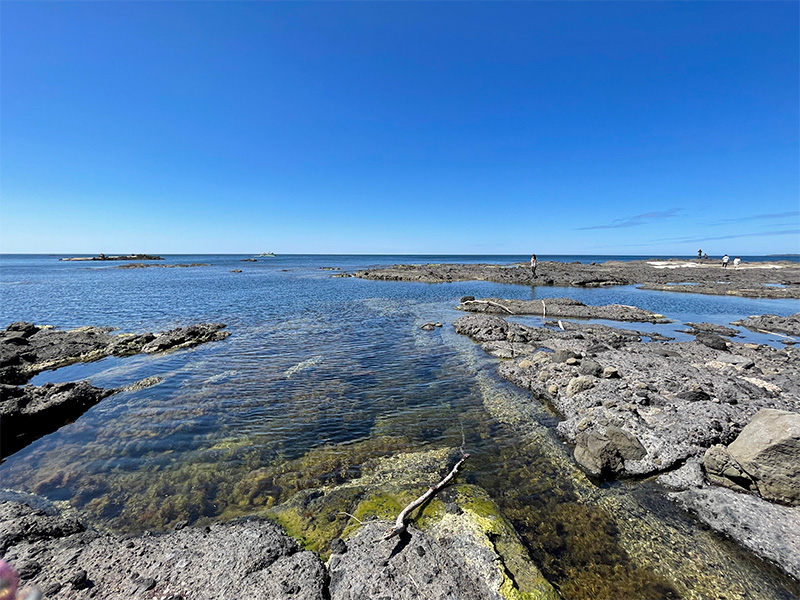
[
  {"left": 0, "top": 322, "right": 230, "bottom": 458},
  {"left": 350, "top": 258, "right": 800, "bottom": 299},
  {"left": 452, "top": 303, "right": 800, "bottom": 581}
]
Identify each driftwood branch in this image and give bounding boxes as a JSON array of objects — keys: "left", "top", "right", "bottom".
[
  {"left": 382, "top": 452, "right": 470, "bottom": 540},
  {"left": 462, "top": 300, "right": 514, "bottom": 314},
  {"left": 755, "top": 328, "right": 798, "bottom": 341}
]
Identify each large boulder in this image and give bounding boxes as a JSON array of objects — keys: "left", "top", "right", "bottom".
[
  {"left": 574, "top": 426, "right": 646, "bottom": 479},
  {"left": 704, "top": 408, "right": 800, "bottom": 505}
]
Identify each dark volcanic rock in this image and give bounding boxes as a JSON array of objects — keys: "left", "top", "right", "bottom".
[
  {"left": 0, "top": 381, "right": 116, "bottom": 458},
  {"left": 0, "top": 501, "right": 327, "bottom": 600},
  {"left": 0, "top": 322, "right": 230, "bottom": 385},
  {"left": 732, "top": 313, "right": 800, "bottom": 338},
  {"left": 704, "top": 409, "right": 800, "bottom": 505},
  {"left": 0, "top": 321, "right": 231, "bottom": 458}
]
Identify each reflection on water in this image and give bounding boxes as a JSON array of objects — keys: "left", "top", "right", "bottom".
[{"left": 1, "top": 255, "right": 799, "bottom": 599}]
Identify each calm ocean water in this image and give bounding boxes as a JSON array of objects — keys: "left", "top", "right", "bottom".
[{"left": 1, "top": 254, "right": 799, "bottom": 599}]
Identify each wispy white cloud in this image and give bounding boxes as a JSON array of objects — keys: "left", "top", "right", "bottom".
[
  {"left": 576, "top": 208, "right": 682, "bottom": 230},
  {"left": 710, "top": 211, "right": 800, "bottom": 226},
  {"left": 653, "top": 228, "right": 800, "bottom": 244}
]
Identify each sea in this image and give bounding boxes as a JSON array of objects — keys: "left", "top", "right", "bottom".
[{"left": 1, "top": 254, "right": 799, "bottom": 600}]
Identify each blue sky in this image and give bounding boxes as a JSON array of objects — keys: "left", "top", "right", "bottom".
[{"left": 1, "top": 2, "right": 798, "bottom": 255}]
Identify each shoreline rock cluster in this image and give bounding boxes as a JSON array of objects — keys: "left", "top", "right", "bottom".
[
  {"left": 350, "top": 258, "right": 800, "bottom": 299},
  {"left": 0, "top": 322, "right": 230, "bottom": 458},
  {"left": 452, "top": 307, "right": 800, "bottom": 579}
]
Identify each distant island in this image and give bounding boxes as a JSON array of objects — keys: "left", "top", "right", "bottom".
[{"left": 59, "top": 254, "right": 164, "bottom": 261}]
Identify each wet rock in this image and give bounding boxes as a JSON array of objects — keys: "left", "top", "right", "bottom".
[
  {"left": 0, "top": 322, "right": 230, "bottom": 385},
  {"left": 684, "top": 322, "right": 739, "bottom": 337},
  {"left": 0, "top": 381, "right": 116, "bottom": 458},
  {"left": 695, "top": 332, "right": 728, "bottom": 351},
  {"left": 0, "top": 321, "right": 231, "bottom": 458},
  {"left": 670, "top": 487, "right": 800, "bottom": 580},
  {"left": 732, "top": 313, "right": 800, "bottom": 337},
  {"left": 420, "top": 322, "right": 442, "bottom": 331}
]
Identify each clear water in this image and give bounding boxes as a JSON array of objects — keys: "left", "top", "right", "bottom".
[{"left": 1, "top": 254, "right": 799, "bottom": 599}]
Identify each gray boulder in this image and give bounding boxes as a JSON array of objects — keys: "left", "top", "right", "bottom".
[{"left": 705, "top": 408, "right": 800, "bottom": 505}]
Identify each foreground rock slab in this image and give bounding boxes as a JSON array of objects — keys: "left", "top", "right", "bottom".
[{"left": 0, "top": 501, "right": 327, "bottom": 600}]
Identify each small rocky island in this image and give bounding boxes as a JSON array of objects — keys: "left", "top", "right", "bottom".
[{"left": 59, "top": 254, "right": 164, "bottom": 261}]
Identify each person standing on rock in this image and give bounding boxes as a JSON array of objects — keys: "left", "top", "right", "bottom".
[
  {"left": 530, "top": 254, "right": 538, "bottom": 279},
  {"left": 733, "top": 256, "right": 741, "bottom": 268},
  {"left": 698, "top": 249, "right": 702, "bottom": 259},
  {"left": 722, "top": 254, "right": 730, "bottom": 268}
]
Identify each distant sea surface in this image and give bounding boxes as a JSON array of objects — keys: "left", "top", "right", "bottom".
[{"left": 1, "top": 254, "right": 799, "bottom": 600}]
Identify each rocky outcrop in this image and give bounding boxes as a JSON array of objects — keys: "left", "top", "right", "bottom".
[
  {"left": 0, "top": 382, "right": 116, "bottom": 458},
  {"left": 704, "top": 408, "right": 800, "bottom": 505},
  {"left": 732, "top": 313, "right": 800, "bottom": 338},
  {"left": 454, "top": 313, "right": 800, "bottom": 480},
  {"left": 352, "top": 259, "right": 800, "bottom": 299},
  {"left": 0, "top": 322, "right": 230, "bottom": 385},
  {"left": 458, "top": 297, "right": 669, "bottom": 323},
  {"left": 0, "top": 321, "right": 231, "bottom": 459}
]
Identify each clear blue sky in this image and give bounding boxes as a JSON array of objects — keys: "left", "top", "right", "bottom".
[{"left": 1, "top": 1, "right": 798, "bottom": 255}]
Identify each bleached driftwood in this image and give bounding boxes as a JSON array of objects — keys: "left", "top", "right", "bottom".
[
  {"left": 462, "top": 300, "right": 514, "bottom": 314},
  {"left": 382, "top": 452, "right": 470, "bottom": 541}
]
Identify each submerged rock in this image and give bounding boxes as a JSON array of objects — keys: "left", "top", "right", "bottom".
[{"left": 670, "top": 487, "right": 800, "bottom": 580}]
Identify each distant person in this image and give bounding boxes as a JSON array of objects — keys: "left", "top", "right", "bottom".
[
  {"left": 722, "top": 254, "right": 730, "bottom": 268},
  {"left": 703, "top": 252, "right": 708, "bottom": 260},
  {"left": 698, "top": 249, "right": 702, "bottom": 259},
  {"left": 733, "top": 256, "right": 741, "bottom": 268},
  {"left": 530, "top": 254, "right": 538, "bottom": 278}
]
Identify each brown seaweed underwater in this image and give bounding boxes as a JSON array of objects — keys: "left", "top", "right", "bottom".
[{"left": 1, "top": 261, "right": 799, "bottom": 600}]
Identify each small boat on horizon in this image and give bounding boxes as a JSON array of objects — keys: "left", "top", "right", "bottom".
[{"left": 256, "top": 252, "right": 276, "bottom": 257}]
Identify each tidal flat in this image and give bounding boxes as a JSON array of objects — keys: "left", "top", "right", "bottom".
[{"left": 1, "top": 254, "right": 799, "bottom": 599}]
